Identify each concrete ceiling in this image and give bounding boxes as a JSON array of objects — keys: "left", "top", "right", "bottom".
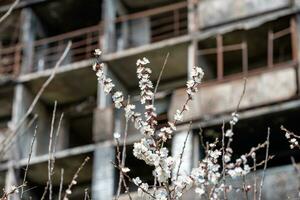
[
  {"left": 121, "top": 0, "right": 183, "bottom": 12},
  {"left": 25, "top": 66, "right": 97, "bottom": 105},
  {"left": 33, "top": 0, "right": 102, "bottom": 36},
  {"left": 109, "top": 42, "right": 188, "bottom": 93}
]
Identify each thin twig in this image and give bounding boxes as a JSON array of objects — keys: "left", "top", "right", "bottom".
[
  {"left": 0, "top": 184, "right": 25, "bottom": 200},
  {"left": 21, "top": 125, "right": 38, "bottom": 198},
  {"left": 235, "top": 78, "right": 247, "bottom": 113},
  {"left": 221, "top": 121, "right": 228, "bottom": 200},
  {"left": 0, "top": 0, "right": 19, "bottom": 24},
  {"left": 112, "top": 161, "right": 156, "bottom": 199},
  {"left": 63, "top": 157, "right": 90, "bottom": 200},
  {"left": 116, "top": 97, "right": 131, "bottom": 199},
  {"left": 84, "top": 188, "right": 90, "bottom": 200},
  {"left": 253, "top": 153, "right": 258, "bottom": 200},
  {"left": 152, "top": 52, "right": 169, "bottom": 105},
  {"left": 58, "top": 168, "right": 64, "bottom": 200},
  {"left": 40, "top": 181, "right": 49, "bottom": 200},
  {"left": 175, "top": 121, "right": 192, "bottom": 181},
  {"left": 258, "top": 127, "right": 271, "bottom": 200},
  {"left": 48, "top": 101, "right": 57, "bottom": 200},
  {"left": 0, "top": 114, "right": 38, "bottom": 159}
]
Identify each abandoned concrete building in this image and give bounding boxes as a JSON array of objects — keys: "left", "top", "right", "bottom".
[{"left": 1, "top": 0, "right": 300, "bottom": 199}]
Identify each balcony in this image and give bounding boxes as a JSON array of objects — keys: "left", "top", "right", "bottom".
[
  {"left": 169, "top": 15, "right": 299, "bottom": 121},
  {"left": 0, "top": 2, "right": 188, "bottom": 76}
]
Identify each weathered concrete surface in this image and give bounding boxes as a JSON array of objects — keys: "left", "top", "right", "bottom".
[
  {"left": 92, "top": 144, "right": 115, "bottom": 200},
  {"left": 93, "top": 107, "right": 114, "bottom": 142},
  {"left": 198, "top": 0, "right": 290, "bottom": 28},
  {"left": 169, "top": 67, "right": 297, "bottom": 122}
]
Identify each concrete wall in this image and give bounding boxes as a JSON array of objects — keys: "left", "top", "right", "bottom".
[
  {"left": 169, "top": 67, "right": 298, "bottom": 122},
  {"left": 197, "top": 0, "right": 290, "bottom": 28}
]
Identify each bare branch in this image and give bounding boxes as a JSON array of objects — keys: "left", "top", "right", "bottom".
[
  {"left": 48, "top": 101, "right": 57, "bottom": 200},
  {"left": 152, "top": 52, "right": 169, "bottom": 105},
  {"left": 58, "top": 168, "right": 64, "bottom": 200},
  {"left": 0, "top": 0, "right": 19, "bottom": 24},
  {"left": 258, "top": 127, "right": 271, "bottom": 200},
  {"left": 63, "top": 157, "right": 90, "bottom": 200},
  {"left": 21, "top": 125, "right": 38, "bottom": 198}
]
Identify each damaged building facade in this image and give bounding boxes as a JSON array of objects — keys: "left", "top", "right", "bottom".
[{"left": 0, "top": 0, "right": 300, "bottom": 199}]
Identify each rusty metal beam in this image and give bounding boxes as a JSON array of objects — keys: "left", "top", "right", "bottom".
[{"left": 216, "top": 34, "right": 223, "bottom": 80}]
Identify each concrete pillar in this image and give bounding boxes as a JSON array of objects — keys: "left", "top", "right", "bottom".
[
  {"left": 187, "top": 0, "right": 199, "bottom": 33},
  {"left": 12, "top": 84, "right": 54, "bottom": 158},
  {"left": 92, "top": 143, "right": 115, "bottom": 199},
  {"left": 5, "top": 166, "right": 19, "bottom": 200},
  {"left": 292, "top": 14, "right": 300, "bottom": 94},
  {"left": 116, "top": 1, "right": 129, "bottom": 51},
  {"left": 19, "top": 8, "right": 44, "bottom": 74},
  {"left": 172, "top": 131, "right": 194, "bottom": 175},
  {"left": 102, "top": 0, "right": 117, "bottom": 53}
]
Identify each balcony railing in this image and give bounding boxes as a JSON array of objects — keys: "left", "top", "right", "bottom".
[
  {"left": 0, "top": 2, "right": 188, "bottom": 75},
  {"left": 197, "top": 17, "right": 297, "bottom": 83},
  {"left": 115, "top": 1, "right": 188, "bottom": 44},
  {"left": 31, "top": 24, "right": 102, "bottom": 73},
  {"left": 0, "top": 44, "right": 21, "bottom": 76}
]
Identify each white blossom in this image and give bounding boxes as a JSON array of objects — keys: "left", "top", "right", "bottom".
[
  {"left": 174, "top": 109, "right": 183, "bottom": 121},
  {"left": 112, "top": 91, "right": 124, "bottom": 108},
  {"left": 94, "top": 49, "right": 102, "bottom": 56},
  {"left": 113, "top": 132, "right": 120, "bottom": 139},
  {"left": 136, "top": 57, "right": 150, "bottom": 66}
]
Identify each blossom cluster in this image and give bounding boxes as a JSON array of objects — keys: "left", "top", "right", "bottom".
[
  {"left": 281, "top": 126, "right": 300, "bottom": 149},
  {"left": 92, "top": 49, "right": 268, "bottom": 200},
  {"left": 186, "top": 66, "right": 204, "bottom": 97}
]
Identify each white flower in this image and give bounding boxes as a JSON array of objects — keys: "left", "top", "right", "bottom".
[
  {"left": 92, "top": 63, "right": 98, "bottom": 71},
  {"left": 133, "top": 177, "right": 142, "bottom": 185},
  {"left": 112, "top": 91, "right": 124, "bottom": 108},
  {"left": 66, "top": 189, "right": 72, "bottom": 194},
  {"left": 138, "top": 183, "right": 149, "bottom": 197},
  {"left": 191, "top": 66, "right": 204, "bottom": 84},
  {"left": 195, "top": 187, "right": 205, "bottom": 196},
  {"left": 225, "top": 129, "right": 233, "bottom": 137},
  {"left": 285, "top": 132, "right": 290, "bottom": 139},
  {"left": 121, "top": 167, "right": 130, "bottom": 173},
  {"left": 155, "top": 189, "right": 168, "bottom": 200},
  {"left": 103, "top": 78, "right": 115, "bottom": 94},
  {"left": 113, "top": 132, "right": 120, "bottom": 139},
  {"left": 136, "top": 57, "right": 150, "bottom": 66},
  {"left": 230, "top": 112, "right": 239, "bottom": 125},
  {"left": 94, "top": 49, "right": 102, "bottom": 56},
  {"left": 124, "top": 104, "right": 135, "bottom": 119},
  {"left": 174, "top": 109, "right": 183, "bottom": 121}
]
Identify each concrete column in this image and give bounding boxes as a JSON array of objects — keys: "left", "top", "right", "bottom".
[
  {"left": 12, "top": 84, "right": 52, "bottom": 158},
  {"left": 293, "top": 14, "right": 300, "bottom": 94},
  {"left": 187, "top": 0, "right": 199, "bottom": 33},
  {"left": 172, "top": 131, "right": 194, "bottom": 175},
  {"left": 5, "top": 166, "right": 19, "bottom": 200},
  {"left": 187, "top": 40, "right": 197, "bottom": 79},
  {"left": 19, "top": 8, "right": 44, "bottom": 74},
  {"left": 102, "top": 0, "right": 117, "bottom": 53},
  {"left": 116, "top": 1, "right": 129, "bottom": 51},
  {"left": 92, "top": 143, "right": 115, "bottom": 199}
]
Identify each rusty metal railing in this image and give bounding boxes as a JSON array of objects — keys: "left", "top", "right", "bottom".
[
  {"left": 115, "top": 1, "right": 188, "bottom": 45},
  {"left": 0, "top": 2, "right": 188, "bottom": 75},
  {"left": 197, "top": 17, "right": 296, "bottom": 83},
  {"left": 0, "top": 44, "right": 21, "bottom": 76},
  {"left": 30, "top": 24, "right": 103, "bottom": 73}
]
